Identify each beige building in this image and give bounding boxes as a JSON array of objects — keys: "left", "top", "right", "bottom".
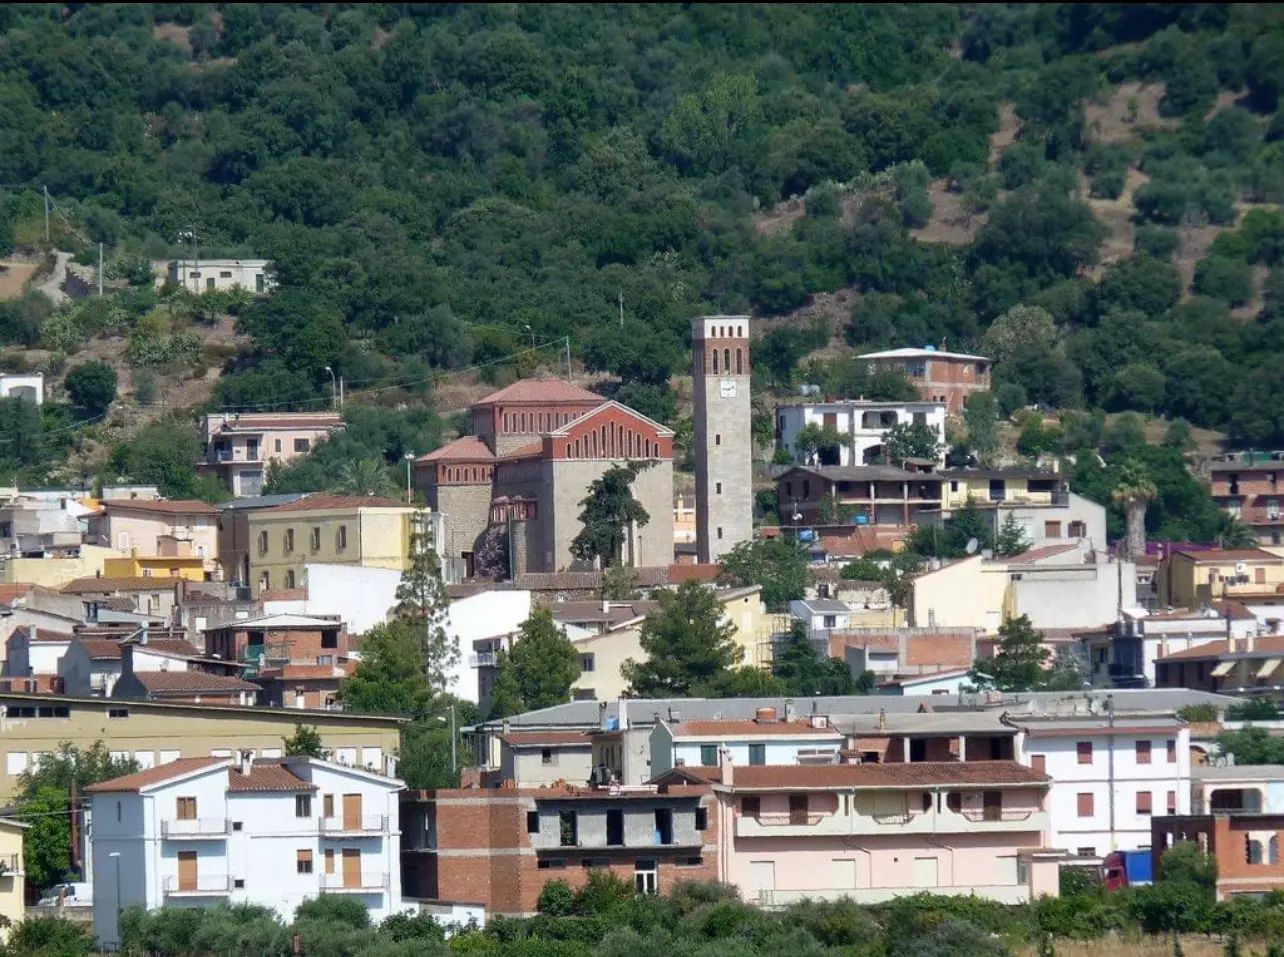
[
  {"left": 908, "top": 555, "right": 1008, "bottom": 631},
  {"left": 0, "top": 816, "right": 24, "bottom": 940},
  {"left": 0, "top": 691, "right": 403, "bottom": 801},
  {"left": 245, "top": 494, "right": 417, "bottom": 598},
  {"left": 1157, "top": 548, "right": 1284, "bottom": 608},
  {"left": 60, "top": 576, "right": 184, "bottom": 619},
  {"left": 90, "top": 499, "right": 219, "bottom": 571},
  {"left": 198, "top": 412, "right": 344, "bottom": 498},
  {"left": 0, "top": 544, "right": 125, "bottom": 588}
]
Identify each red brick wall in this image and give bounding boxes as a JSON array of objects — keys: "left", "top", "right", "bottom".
[
  {"left": 904, "top": 634, "right": 974, "bottom": 667},
  {"left": 549, "top": 406, "right": 674, "bottom": 461}
]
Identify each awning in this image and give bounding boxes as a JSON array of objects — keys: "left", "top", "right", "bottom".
[
  {"left": 1211, "top": 661, "right": 1235, "bottom": 677},
  {"left": 1256, "top": 658, "right": 1282, "bottom": 679}
]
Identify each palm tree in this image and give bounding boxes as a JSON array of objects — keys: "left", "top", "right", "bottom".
[
  {"left": 1217, "top": 514, "right": 1259, "bottom": 550},
  {"left": 333, "top": 457, "right": 397, "bottom": 498},
  {"left": 1111, "top": 461, "right": 1157, "bottom": 560}
]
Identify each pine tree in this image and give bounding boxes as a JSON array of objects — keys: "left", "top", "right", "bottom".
[
  {"left": 487, "top": 650, "right": 525, "bottom": 720},
  {"left": 624, "top": 581, "right": 742, "bottom": 696},
  {"left": 393, "top": 511, "right": 458, "bottom": 695},
  {"left": 570, "top": 462, "right": 652, "bottom": 568},
  {"left": 506, "top": 610, "right": 582, "bottom": 711},
  {"left": 996, "top": 512, "right": 1030, "bottom": 557},
  {"left": 968, "top": 614, "right": 1050, "bottom": 692},
  {"left": 283, "top": 724, "right": 327, "bottom": 757}
]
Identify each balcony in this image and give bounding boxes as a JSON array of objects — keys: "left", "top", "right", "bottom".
[
  {"left": 0, "top": 852, "right": 21, "bottom": 877},
  {"left": 469, "top": 652, "right": 497, "bottom": 668},
  {"left": 163, "top": 874, "right": 232, "bottom": 897},
  {"left": 320, "top": 815, "right": 388, "bottom": 837},
  {"left": 319, "top": 872, "right": 389, "bottom": 894},
  {"left": 161, "top": 818, "right": 231, "bottom": 840},
  {"left": 756, "top": 883, "right": 1030, "bottom": 908},
  {"left": 734, "top": 806, "right": 1047, "bottom": 839}
]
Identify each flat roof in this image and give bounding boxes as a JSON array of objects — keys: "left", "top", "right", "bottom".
[
  {"left": 0, "top": 690, "right": 405, "bottom": 723},
  {"left": 1193, "top": 764, "right": 1284, "bottom": 782}
]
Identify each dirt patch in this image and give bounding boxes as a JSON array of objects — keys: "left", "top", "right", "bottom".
[
  {"left": 753, "top": 288, "right": 858, "bottom": 347},
  {"left": 1083, "top": 167, "right": 1149, "bottom": 277},
  {"left": 152, "top": 22, "right": 192, "bottom": 52},
  {"left": 910, "top": 179, "right": 986, "bottom": 245},
  {"left": 1138, "top": 414, "right": 1226, "bottom": 457},
  {"left": 371, "top": 27, "right": 391, "bottom": 50},
  {"left": 1205, "top": 88, "right": 1243, "bottom": 120},
  {"left": 1017, "top": 937, "right": 1264, "bottom": 957},
  {"left": 988, "top": 102, "right": 1019, "bottom": 170},
  {"left": 753, "top": 197, "right": 807, "bottom": 236},
  {"left": 1233, "top": 263, "right": 1272, "bottom": 319},
  {"left": 0, "top": 261, "right": 37, "bottom": 300},
  {"left": 1085, "top": 82, "right": 1179, "bottom": 145}
]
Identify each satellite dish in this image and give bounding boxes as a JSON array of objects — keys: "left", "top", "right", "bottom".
[{"left": 965, "top": 537, "right": 980, "bottom": 555}]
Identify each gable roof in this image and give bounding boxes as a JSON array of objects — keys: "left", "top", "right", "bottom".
[
  {"left": 1006, "top": 543, "right": 1083, "bottom": 565},
  {"left": 1158, "top": 637, "right": 1284, "bottom": 662},
  {"left": 102, "top": 499, "right": 218, "bottom": 515},
  {"left": 10, "top": 626, "right": 75, "bottom": 644},
  {"left": 671, "top": 719, "right": 843, "bottom": 738},
  {"left": 62, "top": 576, "right": 183, "bottom": 594},
  {"left": 1173, "top": 548, "right": 1283, "bottom": 563},
  {"left": 263, "top": 494, "right": 408, "bottom": 512},
  {"left": 86, "top": 756, "right": 227, "bottom": 793},
  {"left": 474, "top": 378, "right": 604, "bottom": 407},
  {"left": 416, "top": 436, "right": 496, "bottom": 463},
  {"left": 500, "top": 440, "right": 544, "bottom": 460},
  {"left": 546, "top": 399, "right": 675, "bottom": 438},
  {"left": 665, "top": 760, "right": 1046, "bottom": 790},
  {"left": 228, "top": 762, "right": 316, "bottom": 792},
  {"left": 203, "top": 613, "right": 340, "bottom": 631},
  {"left": 129, "top": 672, "right": 260, "bottom": 695}
]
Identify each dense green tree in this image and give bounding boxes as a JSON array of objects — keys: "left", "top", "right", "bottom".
[
  {"left": 995, "top": 513, "right": 1030, "bottom": 558},
  {"left": 570, "top": 463, "right": 652, "bottom": 569},
  {"left": 968, "top": 615, "right": 1075, "bottom": 692},
  {"left": 283, "top": 725, "right": 327, "bottom": 758},
  {"left": 63, "top": 361, "right": 117, "bottom": 416},
  {"left": 772, "top": 622, "right": 858, "bottom": 696},
  {"left": 1193, "top": 256, "right": 1254, "bottom": 306},
  {"left": 882, "top": 422, "right": 943, "bottom": 465},
  {"left": 111, "top": 418, "right": 208, "bottom": 500},
  {"left": 963, "top": 393, "right": 1000, "bottom": 465},
  {"left": 624, "top": 581, "right": 742, "bottom": 697},
  {"left": 341, "top": 619, "right": 433, "bottom": 716},
  {"left": 393, "top": 512, "right": 458, "bottom": 696},
  {"left": 494, "top": 610, "right": 581, "bottom": 714},
  {"left": 718, "top": 537, "right": 809, "bottom": 611}
]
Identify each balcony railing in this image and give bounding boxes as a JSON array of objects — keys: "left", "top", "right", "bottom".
[
  {"left": 161, "top": 818, "right": 230, "bottom": 839},
  {"left": 163, "top": 874, "right": 232, "bottom": 896},
  {"left": 319, "top": 872, "right": 389, "bottom": 893},
  {"left": 320, "top": 815, "right": 388, "bottom": 836},
  {"left": 735, "top": 806, "right": 1047, "bottom": 838},
  {"left": 959, "top": 807, "right": 1035, "bottom": 823},
  {"left": 469, "top": 652, "right": 497, "bottom": 668},
  {"left": 0, "top": 852, "right": 21, "bottom": 876}
]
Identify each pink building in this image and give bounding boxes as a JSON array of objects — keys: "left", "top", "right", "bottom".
[
  {"left": 198, "top": 412, "right": 344, "bottom": 497},
  {"left": 659, "top": 758, "right": 1060, "bottom": 906}
]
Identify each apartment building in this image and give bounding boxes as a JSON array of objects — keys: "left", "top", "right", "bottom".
[
  {"left": 1082, "top": 604, "right": 1258, "bottom": 689},
  {"left": 777, "top": 465, "right": 944, "bottom": 528},
  {"left": 166, "top": 258, "right": 272, "bottom": 295},
  {"left": 1152, "top": 813, "right": 1284, "bottom": 899},
  {"left": 89, "top": 754, "right": 404, "bottom": 947},
  {"left": 199, "top": 414, "right": 343, "bottom": 499},
  {"left": 1192, "top": 765, "right": 1284, "bottom": 815},
  {"left": 649, "top": 711, "right": 843, "bottom": 777},
  {"left": 245, "top": 495, "right": 417, "bottom": 598},
  {"left": 1209, "top": 451, "right": 1284, "bottom": 546},
  {"left": 856, "top": 347, "right": 992, "bottom": 413},
  {"left": 203, "top": 614, "right": 348, "bottom": 672},
  {"left": 0, "top": 490, "right": 92, "bottom": 556},
  {"left": 59, "top": 635, "right": 203, "bottom": 697},
  {"left": 660, "top": 756, "right": 1058, "bottom": 906},
  {"left": 0, "top": 815, "right": 25, "bottom": 940},
  {"left": 775, "top": 399, "right": 947, "bottom": 467},
  {"left": 400, "top": 781, "right": 717, "bottom": 915},
  {"left": 1157, "top": 548, "right": 1284, "bottom": 608},
  {"left": 1008, "top": 714, "right": 1191, "bottom": 860},
  {"left": 1154, "top": 635, "right": 1284, "bottom": 695},
  {"left": 0, "top": 691, "right": 402, "bottom": 801},
  {"left": 90, "top": 499, "right": 219, "bottom": 568}
]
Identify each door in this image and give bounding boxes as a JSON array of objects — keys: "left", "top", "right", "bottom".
[
  {"left": 913, "top": 857, "right": 938, "bottom": 889},
  {"left": 325, "top": 849, "right": 335, "bottom": 875},
  {"left": 177, "top": 851, "right": 197, "bottom": 891},
  {"left": 749, "top": 861, "right": 775, "bottom": 902},
  {"left": 342, "top": 848, "right": 361, "bottom": 889},
  {"left": 832, "top": 859, "right": 857, "bottom": 889},
  {"left": 983, "top": 791, "right": 1002, "bottom": 822},
  {"left": 323, "top": 794, "right": 335, "bottom": 819},
  {"left": 789, "top": 794, "right": 809, "bottom": 825},
  {"left": 343, "top": 793, "right": 362, "bottom": 830}
]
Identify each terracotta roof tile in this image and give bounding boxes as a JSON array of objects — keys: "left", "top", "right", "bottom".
[
  {"left": 82, "top": 638, "right": 202, "bottom": 660},
  {"left": 500, "top": 731, "right": 594, "bottom": 747},
  {"left": 0, "top": 583, "right": 30, "bottom": 604},
  {"left": 416, "top": 436, "right": 496, "bottom": 463},
  {"left": 500, "top": 440, "right": 544, "bottom": 460},
  {"left": 667, "top": 564, "right": 722, "bottom": 584},
  {"left": 1006, "top": 543, "right": 1083, "bottom": 565},
  {"left": 103, "top": 499, "right": 218, "bottom": 515},
  {"left": 131, "top": 672, "right": 260, "bottom": 695},
  {"left": 228, "top": 762, "right": 316, "bottom": 792},
  {"left": 264, "top": 494, "right": 408, "bottom": 512},
  {"left": 473, "top": 378, "right": 604, "bottom": 407},
  {"left": 255, "top": 663, "right": 352, "bottom": 680},
  {"left": 672, "top": 720, "right": 843, "bottom": 737},
  {"left": 551, "top": 601, "right": 660, "bottom": 624},
  {"left": 673, "top": 761, "right": 1048, "bottom": 790},
  {"left": 1173, "top": 548, "right": 1283, "bottom": 563},
  {"left": 11, "top": 626, "right": 75, "bottom": 643},
  {"left": 61, "top": 576, "right": 184, "bottom": 594},
  {"left": 86, "top": 756, "right": 226, "bottom": 793},
  {"left": 1158, "top": 637, "right": 1284, "bottom": 661}
]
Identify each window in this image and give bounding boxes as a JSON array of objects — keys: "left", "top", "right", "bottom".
[
  {"left": 559, "top": 809, "right": 577, "bottom": 847},
  {"left": 311, "top": 527, "right": 321, "bottom": 551},
  {"left": 695, "top": 807, "right": 708, "bottom": 831},
  {"left": 741, "top": 796, "right": 761, "bottom": 816},
  {"left": 285, "top": 570, "right": 296, "bottom": 590},
  {"left": 715, "top": 434, "right": 721, "bottom": 446},
  {"left": 1167, "top": 790, "right": 1177, "bottom": 814},
  {"left": 296, "top": 849, "right": 313, "bottom": 874},
  {"left": 177, "top": 796, "right": 197, "bottom": 820},
  {"left": 1136, "top": 741, "right": 1152, "bottom": 765},
  {"left": 1246, "top": 837, "right": 1263, "bottom": 864},
  {"left": 635, "top": 859, "right": 658, "bottom": 895},
  {"left": 580, "top": 654, "right": 595, "bottom": 673},
  {"left": 822, "top": 615, "right": 837, "bottom": 629},
  {"left": 1167, "top": 739, "right": 1177, "bottom": 763},
  {"left": 700, "top": 745, "right": 717, "bottom": 766},
  {"left": 1031, "top": 754, "right": 1046, "bottom": 774},
  {"left": 537, "top": 859, "right": 566, "bottom": 870},
  {"left": 337, "top": 525, "right": 348, "bottom": 550},
  {"left": 232, "top": 821, "right": 243, "bottom": 832},
  {"left": 748, "top": 744, "right": 766, "bottom": 766},
  {"left": 1077, "top": 793, "right": 1094, "bottom": 817},
  {"left": 582, "top": 858, "right": 610, "bottom": 869},
  {"left": 541, "top": 749, "right": 555, "bottom": 766},
  {"left": 1044, "top": 521, "right": 1062, "bottom": 538},
  {"left": 716, "top": 482, "right": 722, "bottom": 495},
  {"left": 717, "top": 527, "right": 723, "bottom": 540},
  {"left": 108, "top": 708, "right": 129, "bottom": 719},
  {"left": 258, "top": 530, "right": 269, "bottom": 555},
  {"left": 294, "top": 438, "right": 310, "bottom": 453},
  {"left": 1077, "top": 741, "right": 1093, "bottom": 765},
  {"left": 1136, "top": 791, "right": 1152, "bottom": 816},
  {"left": 284, "top": 529, "right": 295, "bottom": 554},
  {"left": 526, "top": 812, "right": 539, "bottom": 834},
  {"left": 295, "top": 794, "right": 312, "bottom": 818},
  {"left": 1076, "top": 847, "right": 1096, "bottom": 858}
]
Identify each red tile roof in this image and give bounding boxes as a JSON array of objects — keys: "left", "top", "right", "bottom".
[
  {"left": 672, "top": 720, "right": 842, "bottom": 737},
  {"left": 76, "top": 638, "right": 201, "bottom": 660},
  {"left": 61, "top": 576, "right": 184, "bottom": 594},
  {"left": 473, "top": 378, "right": 604, "bottom": 407},
  {"left": 667, "top": 564, "right": 722, "bottom": 584},
  {"left": 500, "top": 440, "right": 544, "bottom": 460},
  {"left": 1173, "top": 548, "right": 1283, "bottom": 563},
  {"left": 228, "top": 762, "right": 316, "bottom": 792},
  {"left": 0, "top": 583, "right": 30, "bottom": 605},
  {"left": 131, "top": 672, "right": 260, "bottom": 695},
  {"left": 11, "top": 626, "right": 75, "bottom": 643},
  {"left": 103, "top": 499, "right": 218, "bottom": 515},
  {"left": 86, "top": 756, "right": 226, "bottom": 792},
  {"left": 500, "top": 731, "right": 594, "bottom": 748},
  {"left": 674, "top": 761, "right": 1048, "bottom": 790},
  {"left": 255, "top": 663, "right": 352, "bottom": 680},
  {"left": 417, "top": 436, "right": 496, "bottom": 463},
  {"left": 1006, "top": 543, "right": 1083, "bottom": 565},
  {"left": 1158, "top": 637, "right": 1284, "bottom": 661},
  {"left": 265, "top": 494, "right": 408, "bottom": 512}
]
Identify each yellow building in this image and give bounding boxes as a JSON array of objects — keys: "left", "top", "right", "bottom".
[
  {"left": 102, "top": 551, "right": 207, "bottom": 582},
  {"left": 940, "top": 470, "right": 1064, "bottom": 510},
  {"left": 908, "top": 555, "right": 1010, "bottom": 631},
  {"left": 245, "top": 494, "right": 419, "bottom": 598},
  {"left": 0, "top": 816, "right": 25, "bottom": 940},
  {"left": 0, "top": 544, "right": 125, "bottom": 588},
  {"left": 1157, "top": 548, "right": 1284, "bottom": 608},
  {"left": 0, "top": 691, "right": 404, "bottom": 802}
]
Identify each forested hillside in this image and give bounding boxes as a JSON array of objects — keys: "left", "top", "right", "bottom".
[{"left": 0, "top": 3, "right": 1282, "bottom": 500}]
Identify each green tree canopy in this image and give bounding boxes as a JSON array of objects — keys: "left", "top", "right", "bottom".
[
  {"left": 570, "top": 462, "right": 652, "bottom": 569},
  {"left": 624, "top": 581, "right": 742, "bottom": 697},
  {"left": 718, "top": 537, "right": 809, "bottom": 612},
  {"left": 491, "top": 610, "right": 581, "bottom": 716}
]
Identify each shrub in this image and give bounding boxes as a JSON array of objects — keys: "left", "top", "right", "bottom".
[
  {"left": 537, "top": 880, "right": 575, "bottom": 917},
  {"left": 1193, "top": 256, "right": 1254, "bottom": 306},
  {"left": 64, "top": 360, "right": 117, "bottom": 416},
  {"left": 294, "top": 894, "right": 371, "bottom": 929}
]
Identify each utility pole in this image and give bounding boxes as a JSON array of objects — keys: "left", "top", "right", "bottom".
[
  {"left": 43, "top": 186, "right": 49, "bottom": 244},
  {"left": 98, "top": 243, "right": 103, "bottom": 296},
  {"left": 565, "top": 336, "right": 572, "bottom": 381},
  {"left": 618, "top": 291, "right": 624, "bottom": 328}
]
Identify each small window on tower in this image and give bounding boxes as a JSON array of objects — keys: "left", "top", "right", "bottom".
[
  {"left": 715, "top": 434, "right": 721, "bottom": 446},
  {"left": 716, "top": 482, "right": 722, "bottom": 495},
  {"left": 717, "top": 527, "right": 723, "bottom": 539},
  {"left": 736, "top": 349, "right": 743, "bottom": 374}
]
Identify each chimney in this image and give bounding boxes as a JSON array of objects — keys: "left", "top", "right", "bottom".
[
  {"left": 877, "top": 708, "right": 887, "bottom": 733},
  {"left": 139, "top": 625, "right": 149, "bottom": 645},
  {"left": 668, "top": 706, "right": 681, "bottom": 723},
  {"left": 718, "top": 746, "right": 733, "bottom": 787},
  {"left": 598, "top": 702, "right": 609, "bottom": 732},
  {"left": 602, "top": 599, "right": 610, "bottom": 615},
  {"left": 29, "top": 625, "right": 37, "bottom": 643},
  {"left": 501, "top": 718, "right": 511, "bottom": 736},
  {"left": 239, "top": 749, "right": 254, "bottom": 776},
  {"left": 784, "top": 699, "right": 797, "bottom": 723},
  {"left": 618, "top": 696, "right": 628, "bottom": 732}
]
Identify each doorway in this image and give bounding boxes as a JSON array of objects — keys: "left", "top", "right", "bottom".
[
  {"left": 342, "top": 848, "right": 361, "bottom": 888},
  {"left": 343, "top": 794, "right": 362, "bottom": 830},
  {"left": 177, "top": 851, "right": 197, "bottom": 891}
]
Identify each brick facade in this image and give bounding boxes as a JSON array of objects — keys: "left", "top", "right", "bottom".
[
  {"left": 402, "top": 786, "right": 719, "bottom": 915},
  {"left": 1209, "top": 458, "right": 1284, "bottom": 546},
  {"left": 858, "top": 350, "right": 991, "bottom": 414},
  {"left": 1153, "top": 813, "right": 1284, "bottom": 899}
]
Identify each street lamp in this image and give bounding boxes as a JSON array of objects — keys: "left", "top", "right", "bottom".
[
  {"left": 524, "top": 323, "right": 535, "bottom": 350},
  {"left": 324, "top": 366, "right": 337, "bottom": 410},
  {"left": 403, "top": 451, "right": 415, "bottom": 504}
]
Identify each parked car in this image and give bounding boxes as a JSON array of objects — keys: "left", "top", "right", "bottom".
[{"left": 36, "top": 882, "right": 92, "bottom": 906}]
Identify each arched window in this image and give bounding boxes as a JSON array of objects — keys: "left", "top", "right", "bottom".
[
  {"left": 574, "top": 438, "right": 581, "bottom": 457},
  {"left": 712, "top": 349, "right": 719, "bottom": 373},
  {"left": 1247, "top": 836, "right": 1263, "bottom": 864},
  {"left": 520, "top": 413, "right": 527, "bottom": 432},
  {"left": 738, "top": 325, "right": 743, "bottom": 337},
  {"left": 723, "top": 348, "right": 730, "bottom": 371},
  {"left": 1271, "top": 835, "right": 1280, "bottom": 865},
  {"left": 736, "top": 349, "right": 743, "bottom": 374},
  {"left": 503, "top": 413, "right": 510, "bottom": 432}
]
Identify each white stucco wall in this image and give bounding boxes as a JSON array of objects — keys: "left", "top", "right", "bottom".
[{"left": 444, "top": 591, "right": 533, "bottom": 701}]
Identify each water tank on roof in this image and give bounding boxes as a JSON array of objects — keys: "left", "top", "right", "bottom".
[
  {"left": 798, "top": 529, "right": 815, "bottom": 542},
  {"left": 853, "top": 514, "right": 869, "bottom": 525},
  {"left": 923, "top": 345, "right": 936, "bottom": 351}
]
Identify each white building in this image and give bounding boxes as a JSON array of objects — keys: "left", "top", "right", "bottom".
[
  {"left": 0, "top": 373, "right": 43, "bottom": 405},
  {"left": 1009, "top": 714, "right": 1191, "bottom": 860},
  {"left": 166, "top": 259, "right": 272, "bottom": 295},
  {"left": 1082, "top": 604, "right": 1259, "bottom": 688},
  {"left": 88, "top": 753, "right": 405, "bottom": 948},
  {"left": 789, "top": 599, "right": 861, "bottom": 646},
  {"left": 445, "top": 590, "right": 533, "bottom": 702},
  {"left": 649, "top": 710, "right": 843, "bottom": 777},
  {"left": 776, "top": 399, "right": 946, "bottom": 467}
]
